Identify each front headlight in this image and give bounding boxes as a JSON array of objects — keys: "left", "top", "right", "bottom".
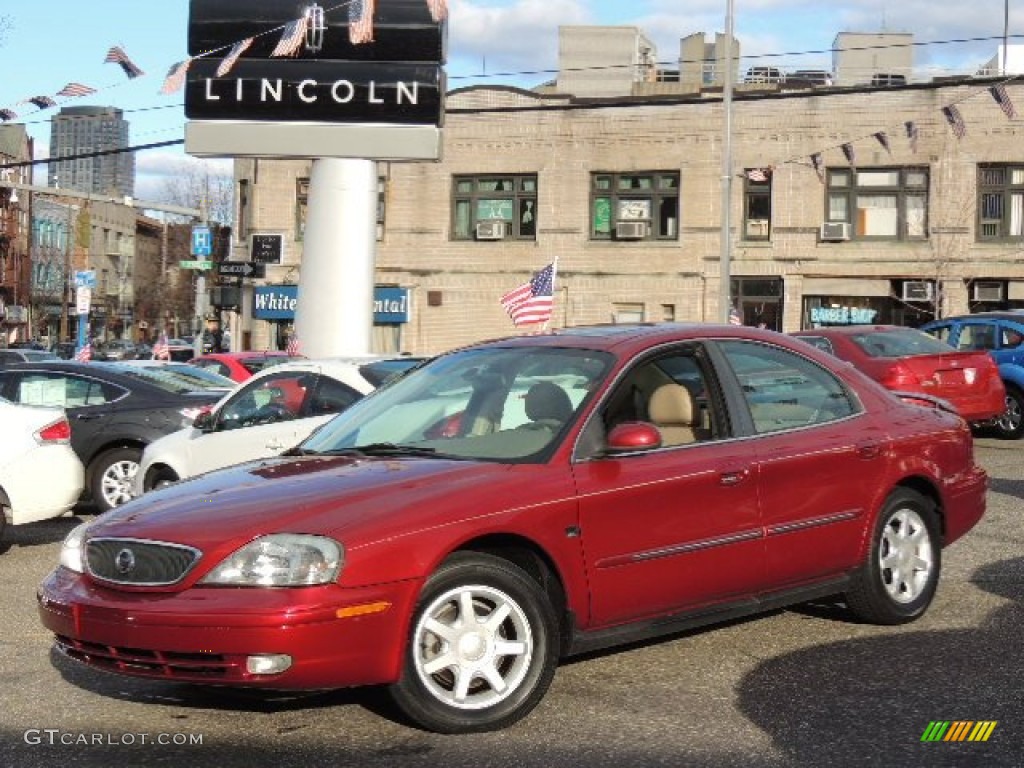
[
  {"left": 59, "top": 522, "right": 90, "bottom": 573},
  {"left": 200, "top": 534, "right": 343, "bottom": 587}
]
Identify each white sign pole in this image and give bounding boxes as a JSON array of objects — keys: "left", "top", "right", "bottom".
[{"left": 294, "top": 158, "right": 376, "bottom": 357}]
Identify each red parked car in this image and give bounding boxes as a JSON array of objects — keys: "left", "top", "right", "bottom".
[
  {"left": 39, "top": 324, "right": 986, "bottom": 733},
  {"left": 791, "top": 325, "right": 1005, "bottom": 425},
  {"left": 187, "top": 351, "right": 302, "bottom": 382}
]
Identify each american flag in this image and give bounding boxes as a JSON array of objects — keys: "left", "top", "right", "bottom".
[
  {"left": 728, "top": 306, "right": 743, "bottom": 326},
  {"left": 0, "top": 109, "right": 17, "bottom": 121},
  {"left": 989, "top": 83, "right": 1017, "bottom": 120},
  {"left": 74, "top": 342, "right": 92, "bottom": 362},
  {"left": 272, "top": 17, "right": 309, "bottom": 57},
  {"left": 942, "top": 105, "right": 966, "bottom": 140},
  {"left": 501, "top": 263, "right": 556, "bottom": 327},
  {"left": 56, "top": 82, "right": 97, "bottom": 99},
  {"left": 286, "top": 333, "right": 302, "bottom": 356},
  {"left": 905, "top": 120, "right": 919, "bottom": 153},
  {"left": 841, "top": 142, "right": 856, "bottom": 168},
  {"left": 349, "top": 0, "right": 376, "bottom": 45},
  {"left": 159, "top": 60, "right": 191, "bottom": 95},
  {"left": 745, "top": 168, "right": 771, "bottom": 183},
  {"left": 873, "top": 131, "right": 891, "bottom": 156},
  {"left": 217, "top": 37, "right": 254, "bottom": 77},
  {"left": 152, "top": 332, "right": 170, "bottom": 361},
  {"left": 810, "top": 152, "right": 825, "bottom": 183},
  {"left": 28, "top": 96, "right": 56, "bottom": 110},
  {"left": 425, "top": 0, "right": 448, "bottom": 22},
  {"left": 104, "top": 46, "right": 144, "bottom": 79}
]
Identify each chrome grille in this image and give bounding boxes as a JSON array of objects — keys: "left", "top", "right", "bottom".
[{"left": 85, "top": 538, "right": 201, "bottom": 586}]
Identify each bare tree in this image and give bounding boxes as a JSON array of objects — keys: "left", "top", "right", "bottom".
[{"left": 157, "top": 158, "right": 234, "bottom": 225}]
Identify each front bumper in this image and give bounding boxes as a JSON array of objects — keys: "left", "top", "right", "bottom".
[{"left": 37, "top": 567, "right": 419, "bottom": 689}]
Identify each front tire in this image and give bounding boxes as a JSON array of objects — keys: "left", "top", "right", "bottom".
[
  {"left": 845, "top": 489, "right": 940, "bottom": 625},
  {"left": 89, "top": 447, "right": 142, "bottom": 512},
  {"left": 388, "top": 552, "right": 559, "bottom": 734}
]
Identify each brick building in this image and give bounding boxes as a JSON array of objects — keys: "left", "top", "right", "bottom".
[{"left": 227, "top": 28, "right": 1024, "bottom": 355}]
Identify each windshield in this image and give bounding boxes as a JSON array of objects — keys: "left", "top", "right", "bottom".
[
  {"left": 300, "top": 346, "right": 612, "bottom": 462},
  {"left": 104, "top": 363, "right": 221, "bottom": 394}
]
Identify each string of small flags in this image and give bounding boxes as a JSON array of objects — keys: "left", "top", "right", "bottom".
[
  {"left": 774, "top": 77, "right": 1021, "bottom": 185},
  {"left": 158, "top": 0, "right": 450, "bottom": 95},
  {"left": 0, "top": 47, "right": 142, "bottom": 122}
]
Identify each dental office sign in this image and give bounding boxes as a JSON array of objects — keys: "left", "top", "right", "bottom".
[
  {"left": 184, "top": 0, "right": 446, "bottom": 160},
  {"left": 254, "top": 285, "right": 410, "bottom": 323}
]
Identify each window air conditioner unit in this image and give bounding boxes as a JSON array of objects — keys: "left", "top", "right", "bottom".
[
  {"left": 973, "top": 281, "right": 1005, "bottom": 302},
  {"left": 475, "top": 220, "right": 506, "bottom": 240},
  {"left": 819, "top": 222, "right": 851, "bottom": 241},
  {"left": 615, "top": 220, "right": 649, "bottom": 239},
  {"left": 902, "top": 281, "right": 934, "bottom": 302}
]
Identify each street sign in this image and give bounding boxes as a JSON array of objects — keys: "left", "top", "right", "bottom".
[
  {"left": 217, "top": 261, "right": 265, "bottom": 279},
  {"left": 192, "top": 226, "right": 213, "bottom": 257},
  {"left": 180, "top": 259, "right": 213, "bottom": 270},
  {"left": 250, "top": 233, "right": 284, "bottom": 265},
  {"left": 75, "top": 286, "right": 92, "bottom": 315},
  {"left": 74, "top": 270, "right": 96, "bottom": 289}
]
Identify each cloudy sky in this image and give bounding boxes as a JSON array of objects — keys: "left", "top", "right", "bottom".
[{"left": 1, "top": 0, "right": 1019, "bottom": 199}]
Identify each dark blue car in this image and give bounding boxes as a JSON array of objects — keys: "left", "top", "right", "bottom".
[{"left": 920, "top": 312, "right": 1024, "bottom": 439}]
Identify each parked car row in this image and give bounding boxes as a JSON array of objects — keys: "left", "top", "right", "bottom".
[{"left": 36, "top": 324, "right": 987, "bottom": 734}]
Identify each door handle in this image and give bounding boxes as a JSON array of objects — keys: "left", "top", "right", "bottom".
[
  {"left": 75, "top": 413, "right": 102, "bottom": 421},
  {"left": 719, "top": 468, "right": 750, "bottom": 486}
]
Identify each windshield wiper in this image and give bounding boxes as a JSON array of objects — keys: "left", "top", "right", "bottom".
[{"left": 290, "top": 443, "right": 441, "bottom": 458}]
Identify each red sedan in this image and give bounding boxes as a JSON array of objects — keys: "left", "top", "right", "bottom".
[
  {"left": 791, "top": 325, "right": 1005, "bottom": 425},
  {"left": 39, "top": 324, "right": 986, "bottom": 733},
  {"left": 187, "top": 351, "right": 302, "bottom": 382}
]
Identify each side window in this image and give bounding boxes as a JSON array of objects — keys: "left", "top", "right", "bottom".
[
  {"left": 955, "top": 324, "right": 997, "bottom": 351},
  {"left": 718, "top": 340, "right": 857, "bottom": 434},
  {"left": 219, "top": 372, "right": 313, "bottom": 428},
  {"left": 1001, "top": 326, "right": 1024, "bottom": 349},
  {"left": 13, "top": 373, "right": 114, "bottom": 408},
  {"left": 592, "top": 348, "right": 723, "bottom": 450},
  {"left": 796, "top": 336, "right": 834, "bottom": 355},
  {"left": 308, "top": 377, "right": 362, "bottom": 416}
]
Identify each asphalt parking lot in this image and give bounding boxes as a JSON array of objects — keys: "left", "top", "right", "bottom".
[{"left": 1, "top": 437, "right": 1021, "bottom": 768}]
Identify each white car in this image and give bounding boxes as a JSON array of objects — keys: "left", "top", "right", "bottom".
[
  {"left": 133, "top": 356, "right": 424, "bottom": 495},
  {"left": 0, "top": 395, "right": 84, "bottom": 542}
]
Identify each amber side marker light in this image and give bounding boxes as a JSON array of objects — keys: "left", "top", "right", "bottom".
[{"left": 336, "top": 602, "right": 392, "bottom": 619}]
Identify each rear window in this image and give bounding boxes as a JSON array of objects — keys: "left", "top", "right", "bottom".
[
  {"left": 240, "top": 356, "right": 295, "bottom": 374},
  {"left": 105, "top": 364, "right": 209, "bottom": 394},
  {"left": 850, "top": 328, "right": 955, "bottom": 357}
]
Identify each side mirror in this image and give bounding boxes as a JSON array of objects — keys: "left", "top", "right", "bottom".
[
  {"left": 605, "top": 422, "right": 662, "bottom": 453},
  {"left": 192, "top": 406, "right": 216, "bottom": 432}
]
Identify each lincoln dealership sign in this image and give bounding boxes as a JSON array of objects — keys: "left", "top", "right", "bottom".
[{"left": 185, "top": 0, "right": 446, "bottom": 160}]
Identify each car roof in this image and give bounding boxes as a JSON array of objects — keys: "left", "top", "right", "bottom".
[{"left": 929, "top": 312, "right": 1024, "bottom": 323}]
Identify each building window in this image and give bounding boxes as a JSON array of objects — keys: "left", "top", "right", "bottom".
[
  {"left": 978, "top": 165, "right": 1024, "bottom": 240},
  {"left": 452, "top": 175, "right": 537, "bottom": 240},
  {"left": 296, "top": 176, "right": 387, "bottom": 242},
  {"left": 825, "top": 167, "right": 928, "bottom": 240},
  {"left": 236, "top": 179, "right": 251, "bottom": 244},
  {"left": 591, "top": 172, "right": 679, "bottom": 240},
  {"left": 743, "top": 171, "right": 772, "bottom": 241}
]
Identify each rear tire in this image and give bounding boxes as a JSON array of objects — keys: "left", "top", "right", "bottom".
[
  {"left": 993, "top": 385, "right": 1024, "bottom": 439},
  {"left": 89, "top": 447, "right": 142, "bottom": 512},
  {"left": 845, "top": 489, "right": 940, "bottom": 625},
  {"left": 388, "top": 552, "right": 559, "bottom": 734}
]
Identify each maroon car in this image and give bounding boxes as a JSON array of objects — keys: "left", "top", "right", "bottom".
[
  {"left": 39, "top": 324, "right": 986, "bottom": 733},
  {"left": 791, "top": 325, "right": 1005, "bottom": 424}
]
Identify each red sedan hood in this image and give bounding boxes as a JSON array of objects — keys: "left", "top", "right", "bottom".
[{"left": 90, "top": 455, "right": 516, "bottom": 553}]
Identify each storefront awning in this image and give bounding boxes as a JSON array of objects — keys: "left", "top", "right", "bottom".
[{"left": 802, "top": 278, "right": 891, "bottom": 298}]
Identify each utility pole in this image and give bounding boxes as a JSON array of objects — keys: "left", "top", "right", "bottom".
[{"left": 718, "top": 0, "right": 736, "bottom": 323}]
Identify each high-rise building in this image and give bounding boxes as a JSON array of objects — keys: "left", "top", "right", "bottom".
[{"left": 48, "top": 106, "right": 134, "bottom": 197}]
